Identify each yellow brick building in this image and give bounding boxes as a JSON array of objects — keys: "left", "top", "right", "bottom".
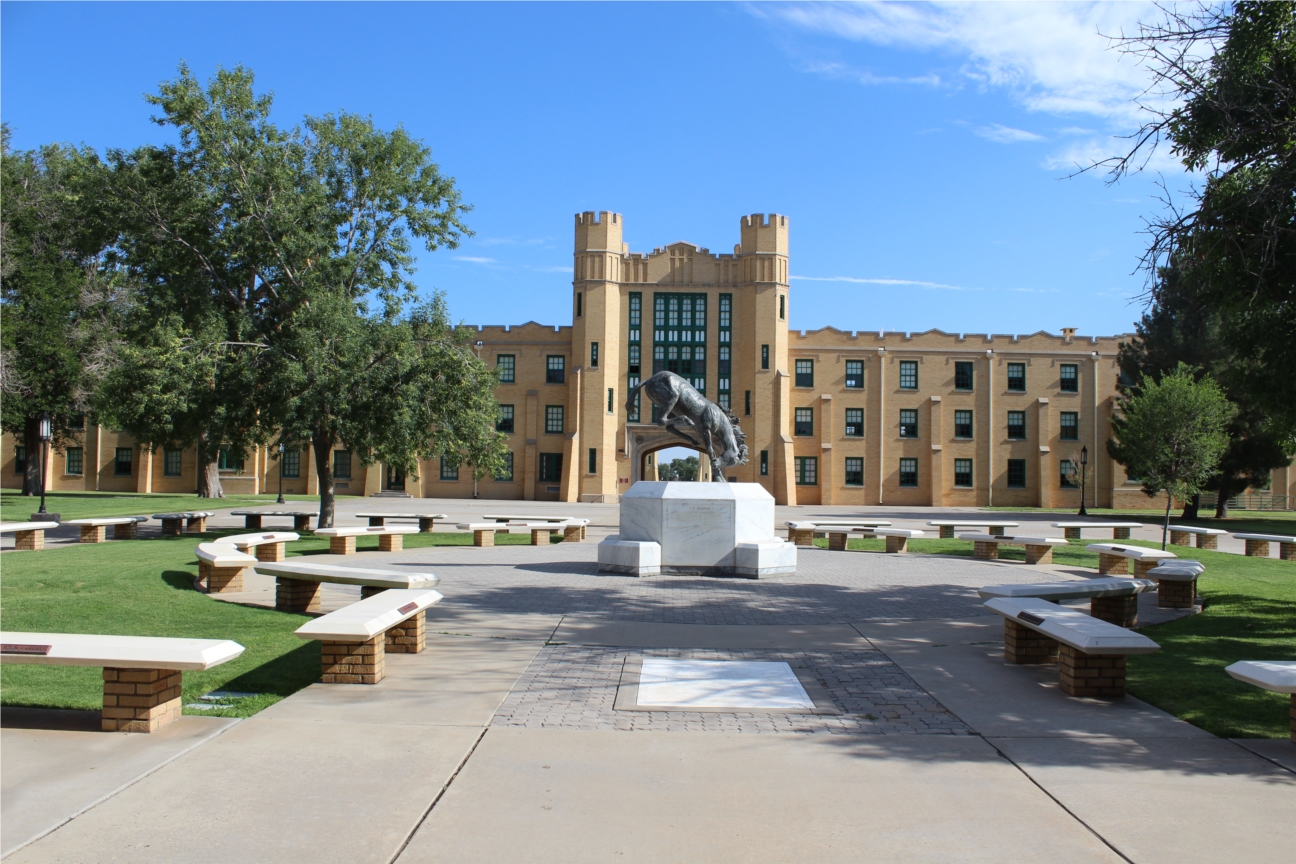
[{"left": 5, "top": 211, "right": 1293, "bottom": 508}]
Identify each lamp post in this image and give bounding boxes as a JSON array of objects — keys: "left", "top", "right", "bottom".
[
  {"left": 36, "top": 412, "right": 52, "bottom": 517},
  {"left": 276, "top": 442, "right": 286, "bottom": 504},
  {"left": 1078, "top": 445, "right": 1089, "bottom": 516}
]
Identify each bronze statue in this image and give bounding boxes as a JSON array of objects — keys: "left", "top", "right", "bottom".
[{"left": 626, "top": 371, "right": 749, "bottom": 481}]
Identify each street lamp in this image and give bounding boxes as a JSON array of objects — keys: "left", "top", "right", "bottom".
[
  {"left": 276, "top": 442, "right": 286, "bottom": 504},
  {"left": 1078, "top": 445, "right": 1089, "bottom": 516},
  {"left": 36, "top": 412, "right": 52, "bottom": 517}
]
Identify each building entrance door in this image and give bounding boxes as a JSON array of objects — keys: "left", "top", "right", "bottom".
[{"left": 386, "top": 465, "right": 405, "bottom": 491}]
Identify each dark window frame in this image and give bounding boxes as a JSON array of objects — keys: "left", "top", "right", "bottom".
[
  {"left": 953, "top": 458, "right": 973, "bottom": 488},
  {"left": 1059, "top": 411, "right": 1079, "bottom": 441},
  {"left": 954, "top": 409, "right": 973, "bottom": 439},
  {"left": 163, "top": 448, "right": 184, "bottom": 477},
  {"left": 544, "top": 405, "right": 564, "bottom": 435},
  {"left": 795, "top": 456, "right": 817, "bottom": 485},
  {"left": 538, "top": 452, "right": 563, "bottom": 483},
  {"left": 759, "top": 449, "right": 769, "bottom": 476},
  {"left": 1007, "top": 362, "right": 1026, "bottom": 392},
  {"left": 899, "top": 409, "right": 919, "bottom": 439},
  {"left": 498, "top": 404, "right": 515, "bottom": 434},
  {"left": 795, "top": 359, "right": 814, "bottom": 388},
  {"left": 497, "top": 354, "right": 515, "bottom": 383},
  {"left": 898, "top": 457, "right": 918, "bottom": 487},
  {"left": 281, "top": 449, "right": 301, "bottom": 479},
  {"left": 845, "top": 359, "right": 864, "bottom": 389},
  {"left": 495, "top": 451, "right": 514, "bottom": 482},
  {"left": 333, "top": 450, "right": 352, "bottom": 480},
  {"left": 845, "top": 408, "right": 864, "bottom": 437},
  {"left": 954, "top": 361, "right": 974, "bottom": 391},
  {"left": 1007, "top": 459, "right": 1027, "bottom": 488},
  {"left": 844, "top": 456, "right": 864, "bottom": 487},
  {"left": 65, "top": 447, "right": 84, "bottom": 476},
  {"left": 899, "top": 360, "right": 918, "bottom": 390},
  {"left": 1059, "top": 364, "right": 1079, "bottom": 393},
  {"left": 546, "top": 355, "right": 566, "bottom": 384},
  {"left": 794, "top": 407, "right": 814, "bottom": 437},
  {"left": 114, "top": 447, "right": 133, "bottom": 477}
]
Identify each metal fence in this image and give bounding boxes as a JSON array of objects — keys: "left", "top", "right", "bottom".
[{"left": 1198, "top": 493, "right": 1292, "bottom": 511}]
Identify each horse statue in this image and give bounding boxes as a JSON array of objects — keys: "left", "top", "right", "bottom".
[{"left": 626, "top": 371, "right": 749, "bottom": 482}]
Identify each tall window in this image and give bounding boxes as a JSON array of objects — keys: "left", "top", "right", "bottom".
[
  {"left": 1007, "top": 411, "right": 1026, "bottom": 440},
  {"left": 115, "top": 447, "right": 133, "bottom": 476},
  {"left": 653, "top": 293, "right": 706, "bottom": 394},
  {"left": 333, "top": 450, "right": 351, "bottom": 479},
  {"left": 718, "top": 294, "right": 732, "bottom": 409},
  {"left": 759, "top": 449, "right": 769, "bottom": 476},
  {"left": 845, "top": 408, "right": 864, "bottom": 437},
  {"left": 899, "top": 409, "right": 918, "bottom": 438},
  {"left": 497, "top": 404, "right": 515, "bottom": 433},
  {"left": 590, "top": 342, "right": 599, "bottom": 368},
  {"left": 538, "top": 452, "right": 563, "bottom": 482},
  {"left": 65, "top": 447, "right": 83, "bottom": 475},
  {"left": 954, "top": 410, "right": 973, "bottom": 439},
  {"left": 546, "top": 355, "right": 565, "bottom": 384},
  {"left": 899, "top": 458, "right": 918, "bottom": 487},
  {"left": 497, "top": 354, "right": 515, "bottom": 383},
  {"left": 1007, "top": 362, "right": 1026, "bottom": 392},
  {"left": 607, "top": 388, "right": 614, "bottom": 413},
  {"left": 575, "top": 292, "right": 582, "bottom": 317},
  {"left": 795, "top": 408, "right": 813, "bottom": 436},
  {"left": 441, "top": 457, "right": 460, "bottom": 481},
  {"left": 588, "top": 447, "right": 597, "bottom": 474},
  {"left": 628, "top": 292, "right": 642, "bottom": 421},
  {"left": 545, "top": 405, "right": 564, "bottom": 434},
  {"left": 13, "top": 446, "right": 26, "bottom": 474},
  {"left": 795, "top": 359, "right": 814, "bottom": 388},
  {"left": 218, "top": 447, "right": 243, "bottom": 472},
  {"left": 164, "top": 448, "right": 183, "bottom": 477},
  {"left": 761, "top": 345, "right": 769, "bottom": 370},
  {"left": 1007, "top": 459, "right": 1026, "bottom": 488},
  {"left": 1060, "top": 459, "right": 1078, "bottom": 487},
  {"left": 779, "top": 294, "right": 785, "bottom": 320},
  {"left": 495, "top": 451, "right": 514, "bottom": 482},
  {"left": 745, "top": 390, "right": 751, "bottom": 416},
  {"left": 899, "top": 360, "right": 918, "bottom": 390},
  {"left": 954, "top": 458, "right": 973, "bottom": 487},
  {"left": 845, "top": 360, "right": 863, "bottom": 388},
  {"left": 844, "top": 457, "right": 864, "bottom": 486},
  {"left": 954, "top": 361, "right": 974, "bottom": 391},
  {"left": 282, "top": 450, "right": 301, "bottom": 479},
  {"left": 795, "top": 456, "right": 817, "bottom": 485},
  {"left": 1059, "top": 363, "right": 1078, "bottom": 392},
  {"left": 1059, "top": 411, "right": 1079, "bottom": 440}
]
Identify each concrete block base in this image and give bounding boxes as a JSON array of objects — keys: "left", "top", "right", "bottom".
[
  {"left": 473, "top": 529, "right": 495, "bottom": 547},
  {"left": 255, "top": 543, "right": 286, "bottom": 563},
  {"left": 14, "top": 529, "right": 45, "bottom": 551},
  {"left": 734, "top": 541, "right": 798, "bottom": 578},
  {"left": 1090, "top": 594, "right": 1137, "bottom": 628},
  {"left": 330, "top": 536, "right": 357, "bottom": 555},
  {"left": 321, "top": 635, "right": 385, "bottom": 684},
  {"left": 1059, "top": 645, "right": 1126, "bottom": 697},
  {"left": 102, "top": 667, "right": 182, "bottom": 732},
  {"left": 1098, "top": 553, "right": 1130, "bottom": 576},
  {"left": 1003, "top": 618, "right": 1059, "bottom": 665},
  {"left": 276, "top": 577, "right": 321, "bottom": 613},
  {"left": 597, "top": 537, "right": 661, "bottom": 577}
]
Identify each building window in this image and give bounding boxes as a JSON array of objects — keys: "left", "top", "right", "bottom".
[
  {"left": 795, "top": 359, "right": 814, "bottom": 388},
  {"left": 899, "top": 360, "right": 918, "bottom": 390},
  {"left": 576, "top": 292, "right": 582, "bottom": 317},
  {"left": 590, "top": 341, "right": 598, "bottom": 368},
  {"left": 1060, "top": 411, "right": 1079, "bottom": 440},
  {"left": 759, "top": 449, "right": 769, "bottom": 476},
  {"left": 441, "top": 457, "right": 460, "bottom": 481},
  {"left": 744, "top": 391, "right": 751, "bottom": 415},
  {"left": 333, "top": 450, "right": 351, "bottom": 479},
  {"left": 1007, "top": 362, "right": 1026, "bottom": 392},
  {"left": 497, "top": 354, "right": 515, "bottom": 383},
  {"left": 546, "top": 355, "right": 565, "bottom": 384},
  {"left": 845, "top": 408, "right": 864, "bottom": 437},
  {"left": 1007, "top": 411, "right": 1026, "bottom": 440},
  {"left": 795, "top": 408, "right": 814, "bottom": 436},
  {"left": 495, "top": 451, "right": 514, "bottom": 482},
  {"left": 545, "top": 405, "right": 564, "bottom": 434},
  {"left": 1060, "top": 364, "right": 1078, "bottom": 393},
  {"left": 779, "top": 294, "right": 785, "bottom": 320},
  {"left": 1060, "top": 459, "right": 1078, "bottom": 488},
  {"left": 719, "top": 293, "right": 732, "bottom": 352},
  {"left": 628, "top": 292, "right": 642, "bottom": 354},
  {"left": 538, "top": 452, "right": 563, "bottom": 483},
  {"left": 164, "top": 448, "right": 183, "bottom": 477},
  {"left": 899, "top": 409, "right": 918, "bottom": 438},
  {"left": 653, "top": 292, "right": 706, "bottom": 393},
  {"left": 65, "top": 447, "right": 83, "bottom": 475},
  {"left": 588, "top": 447, "right": 597, "bottom": 474},
  {"left": 845, "top": 360, "right": 863, "bottom": 388},
  {"left": 607, "top": 388, "right": 614, "bottom": 413},
  {"left": 954, "top": 410, "right": 973, "bottom": 439},
  {"left": 844, "top": 457, "right": 864, "bottom": 486},
  {"left": 954, "top": 361, "right": 974, "bottom": 391},
  {"left": 218, "top": 447, "right": 243, "bottom": 472},
  {"left": 954, "top": 458, "right": 973, "bottom": 487},
  {"left": 718, "top": 392, "right": 730, "bottom": 410},
  {"left": 14, "top": 446, "right": 26, "bottom": 474},
  {"left": 115, "top": 447, "right": 133, "bottom": 476},
  {"left": 281, "top": 450, "right": 300, "bottom": 479},
  {"left": 1007, "top": 459, "right": 1027, "bottom": 488},
  {"left": 795, "top": 456, "right": 817, "bottom": 485},
  {"left": 761, "top": 345, "right": 769, "bottom": 370},
  {"left": 497, "top": 404, "right": 515, "bottom": 433},
  {"left": 899, "top": 458, "right": 918, "bottom": 487}
]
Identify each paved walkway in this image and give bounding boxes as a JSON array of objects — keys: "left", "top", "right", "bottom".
[{"left": 3, "top": 532, "right": 1293, "bottom": 862}]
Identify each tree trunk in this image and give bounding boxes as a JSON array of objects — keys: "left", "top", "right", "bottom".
[
  {"left": 21, "top": 416, "right": 41, "bottom": 496},
  {"left": 1215, "top": 495, "right": 1230, "bottom": 519},
  {"left": 1162, "top": 494, "right": 1173, "bottom": 550},
  {"left": 1181, "top": 493, "right": 1200, "bottom": 520},
  {"left": 196, "top": 432, "right": 225, "bottom": 498},
  {"left": 313, "top": 428, "right": 337, "bottom": 529}
]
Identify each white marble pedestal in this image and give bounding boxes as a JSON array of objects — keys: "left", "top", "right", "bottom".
[{"left": 597, "top": 482, "right": 796, "bottom": 578}]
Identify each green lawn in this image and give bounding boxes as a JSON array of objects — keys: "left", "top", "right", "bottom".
[{"left": 1, "top": 490, "right": 338, "bottom": 523}]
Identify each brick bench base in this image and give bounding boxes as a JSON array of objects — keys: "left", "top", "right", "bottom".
[
  {"left": 254, "top": 543, "right": 285, "bottom": 563},
  {"left": 1282, "top": 542, "right": 1296, "bottom": 562},
  {"left": 14, "top": 529, "right": 45, "bottom": 551},
  {"left": 1097, "top": 553, "right": 1129, "bottom": 576},
  {"left": 1090, "top": 594, "right": 1137, "bottom": 628},
  {"left": 1170, "top": 531, "right": 1191, "bottom": 546},
  {"left": 294, "top": 515, "right": 313, "bottom": 531},
  {"left": 379, "top": 534, "right": 402, "bottom": 552},
  {"left": 788, "top": 528, "right": 814, "bottom": 547},
  {"left": 113, "top": 522, "right": 138, "bottom": 540},
  {"left": 1291, "top": 694, "right": 1295, "bottom": 744},
  {"left": 1004, "top": 619, "right": 1059, "bottom": 664},
  {"left": 564, "top": 524, "right": 582, "bottom": 542},
  {"left": 102, "top": 667, "right": 182, "bottom": 732},
  {"left": 329, "top": 536, "right": 357, "bottom": 555},
  {"left": 276, "top": 577, "right": 321, "bottom": 613},
  {"left": 186, "top": 517, "right": 207, "bottom": 533},
  {"left": 1157, "top": 578, "right": 1197, "bottom": 609},
  {"left": 79, "top": 525, "right": 108, "bottom": 543},
  {"left": 828, "top": 533, "right": 850, "bottom": 551},
  {"left": 321, "top": 635, "right": 385, "bottom": 684},
  {"left": 1059, "top": 645, "right": 1126, "bottom": 697},
  {"left": 200, "top": 563, "right": 248, "bottom": 594},
  {"left": 1113, "top": 528, "right": 1132, "bottom": 539},
  {"left": 473, "top": 529, "right": 495, "bottom": 547},
  {"left": 885, "top": 536, "right": 909, "bottom": 554},
  {"left": 974, "top": 541, "right": 999, "bottom": 561},
  {"left": 1024, "top": 545, "right": 1054, "bottom": 565},
  {"left": 530, "top": 529, "right": 550, "bottom": 546},
  {"left": 419, "top": 518, "right": 437, "bottom": 533},
  {"left": 1197, "top": 534, "right": 1218, "bottom": 550}
]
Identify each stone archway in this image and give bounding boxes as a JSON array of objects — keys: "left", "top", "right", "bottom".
[{"left": 626, "top": 423, "right": 712, "bottom": 484}]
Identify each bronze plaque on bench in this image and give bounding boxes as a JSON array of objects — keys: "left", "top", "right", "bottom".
[
  {"left": 398, "top": 602, "right": 419, "bottom": 614},
  {"left": 1, "top": 644, "right": 52, "bottom": 655}
]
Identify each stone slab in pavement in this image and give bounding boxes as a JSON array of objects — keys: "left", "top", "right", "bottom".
[{"left": 552, "top": 620, "right": 872, "bottom": 651}]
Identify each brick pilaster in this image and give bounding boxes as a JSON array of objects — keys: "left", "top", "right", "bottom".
[
  {"left": 1090, "top": 594, "right": 1137, "bottom": 627},
  {"left": 321, "top": 635, "right": 385, "bottom": 684},
  {"left": 276, "top": 577, "right": 321, "bottom": 612},
  {"left": 1058, "top": 645, "right": 1126, "bottom": 697},
  {"left": 1003, "top": 618, "right": 1059, "bottom": 664},
  {"left": 102, "top": 667, "right": 183, "bottom": 732}
]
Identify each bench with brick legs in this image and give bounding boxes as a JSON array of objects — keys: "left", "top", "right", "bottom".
[
  {"left": 1166, "top": 525, "right": 1228, "bottom": 549},
  {"left": 314, "top": 525, "right": 418, "bottom": 555},
  {"left": 294, "top": 589, "right": 442, "bottom": 684},
  {"left": 786, "top": 520, "right": 892, "bottom": 546},
  {"left": 1233, "top": 533, "right": 1296, "bottom": 561},
  {"left": 354, "top": 512, "right": 449, "bottom": 532},
  {"left": 220, "top": 531, "right": 299, "bottom": 562},
  {"left": 509, "top": 521, "right": 571, "bottom": 546},
  {"left": 0, "top": 632, "right": 244, "bottom": 732},
  {"left": 251, "top": 560, "right": 440, "bottom": 613},
  {"left": 558, "top": 519, "right": 590, "bottom": 542},
  {"left": 1051, "top": 522, "right": 1144, "bottom": 540},
  {"left": 1225, "top": 661, "right": 1296, "bottom": 744},
  {"left": 826, "top": 527, "right": 924, "bottom": 553},
  {"left": 484, "top": 514, "right": 589, "bottom": 539},
  {"left": 154, "top": 512, "right": 215, "bottom": 536},
  {"left": 1086, "top": 543, "right": 1178, "bottom": 578},
  {"left": 230, "top": 511, "right": 318, "bottom": 531},
  {"left": 65, "top": 517, "right": 142, "bottom": 542},
  {"left": 0, "top": 521, "right": 59, "bottom": 551},
  {"left": 928, "top": 520, "right": 1018, "bottom": 539},
  {"left": 1146, "top": 560, "right": 1206, "bottom": 609},
  {"left": 196, "top": 542, "right": 259, "bottom": 593},
  {"left": 457, "top": 523, "right": 503, "bottom": 546},
  {"left": 984, "top": 598, "right": 1160, "bottom": 697},
  {"left": 978, "top": 577, "right": 1157, "bottom": 627},
  {"left": 960, "top": 534, "right": 1069, "bottom": 565}
]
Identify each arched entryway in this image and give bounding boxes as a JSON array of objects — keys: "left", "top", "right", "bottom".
[{"left": 627, "top": 424, "right": 713, "bottom": 484}]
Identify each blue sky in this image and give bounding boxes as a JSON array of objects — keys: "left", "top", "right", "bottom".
[{"left": 2, "top": 1, "right": 1185, "bottom": 339}]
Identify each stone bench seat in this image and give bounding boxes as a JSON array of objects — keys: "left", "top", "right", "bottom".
[
  {"left": 0, "top": 631, "right": 244, "bottom": 732},
  {"left": 1086, "top": 543, "right": 1177, "bottom": 578},
  {"left": 786, "top": 520, "right": 891, "bottom": 545},
  {"left": 928, "top": 520, "right": 1017, "bottom": 538},
  {"left": 1166, "top": 524, "right": 1228, "bottom": 549},
  {"left": 1146, "top": 560, "right": 1206, "bottom": 609},
  {"left": 485, "top": 514, "right": 588, "bottom": 539},
  {"left": 295, "top": 589, "right": 442, "bottom": 684},
  {"left": 978, "top": 577, "right": 1156, "bottom": 627},
  {"left": 65, "top": 517, "right": 143, "bottom": 543},
  {"left": 1225, "top": 661, "right": 1296, "bottom": 743},
  {"left": 984, "top": 598, "right": 1159, "bottom": 697},
  {"left": 153, "top": 512, "right": 216, "bottom": 535},
  {"left": 314, "top": 525, "right": 418, "bottom": 555},
  {"left": 1051, "top": 521, "right": 1143, "bottom": 540},
  {"left": 231, "top": 511, "right": 318, "bottom": 531},
  {"left": 220, "top": 531, "right": 299, "bottom": 563},
  {"left": 457, "top": 523, "right": 504, "bottom": 547},
  {"left": 354, "top": 512, "right": 449, "bottom": 531},
  {"left": 252, "top": 560, "right": 440, "bottom": 613},
  {"left": 508, "top": 520, "right": 589, "bottom": 544},
  {"left": 1232, "top": 533, "right": 1296, "bottom": 560},
  {"left": 825, "top": 527, "right": 924, "bottom": 553},
  {"left": 960, "top": 533, "right": 1069, "bottom": 565},
  {"left": 195, "top": 542, "right": 259, "bottom": 594},
  {"left": 0, "top": 521, "right": 60, "bottom": 551}
]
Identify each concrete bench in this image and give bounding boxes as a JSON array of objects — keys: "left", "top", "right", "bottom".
[
  {"left": 1086, "top": 543, "right": 1177, "bottom": 578},
  {"left": 825, "top": 527, "right": 924, "bottom": 553},
  {"left": 154, "top": 512, "right": 216, "bottom": 535},
  {"left": 294, "top": 589, "right": 442, "bottom": 684},
  {"left": 65, "top": 517, "right": 143, "bottom": 542},
  {"left": 928, "top": 520, "right": 1018, "bottom": 539},
  {"left": 984, "top": 598, "right": 1159, "bottom": 697},
  {"left": 354, "top": 512, "right": 449, "bottom": 532},
  {"left": 1225, "top": 661, "right": 1296, "bottom": 743},
  {"left": 0, "top": 631, "right": 244, "bottom": 732},
  {"left": 1146, "top": 560, "right": 1206, "bottom": 609},
  {"left": 507, "top": 520, "right": 587, "bottom": 545},
  {"left": 960, "top": 533, "right": 1069, "bottom": 565},
  {"left": 1051, "top": 521, "right": 1143, "bottom": 540},
  {"left": 978, "top": 577, "right": 1156, "bottom": 627},
  {"left": 1166, "top": 524, "right": 1228, "bottom": 549},
  {"left": 314, "top": 525, "right": 418, "bottom": 555},
  {"left": 0, "top": 521, "right": 59, "bottom": 551},
  {"left": 484, "top": 514, "right": 588, "bottom": 539},
  {"left": 219, "top": 531, "right": 299, "bottom": 562},
  {"left": 1233, "top": 533, "right": 1296, "bottom": 560},
  {"left": 785, "top": 520, "right": 892, "bottom": 546},
  {"left": 231, "top": 510, "right": 318, "bottom": 531},
  {"left": 196, "top": 542, "right": 259, "bottom": 593},
  {"left": 457, "top": 523, "right": 503, "bottom": 546},
  {"left": 252, "top": 560, "right": 440, "bottom": 613}
]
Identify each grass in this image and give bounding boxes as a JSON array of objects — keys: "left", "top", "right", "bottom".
[{"left": 1, "top": 490, "right": 337, "bottom": 523}]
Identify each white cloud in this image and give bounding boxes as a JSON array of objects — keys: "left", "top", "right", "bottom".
[
  {"left": 975, "top": 123, "right": 1045, "bottom": 144},
  {"left": 792, "top": 275, "right": 971, "bottom": 291},
  {"left": 477, "top": 237, "right": 547, "bottom": 247},
  {"left": 801, "top": 59, "right": 942, "bottom": 87},
  {"left": 529, "top": 265, "right": 572, "bottom": 274},
  {"left": 454, "top": 256, "right": 497, "bottom": 264}
]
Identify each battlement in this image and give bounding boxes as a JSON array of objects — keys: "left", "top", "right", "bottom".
[
  {"left": 739, "top": 213, "right": 789, "bottom": 256},
  {"left": 787, "top": 327, "right": 1128, "bottom": 353},
  {"left": 574, "top": 211, "right": 625, "bottom": 253}
]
